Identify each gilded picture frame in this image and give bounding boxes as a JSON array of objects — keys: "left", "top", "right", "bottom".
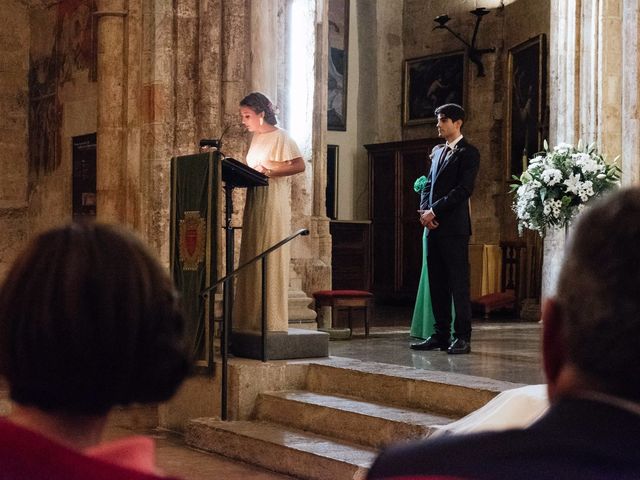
[
  {"left": 403, "top": 51, "right": 465, "bottom": 126},
  {"left": 506, "top": 34, "right": 548, "bottom": 179}
]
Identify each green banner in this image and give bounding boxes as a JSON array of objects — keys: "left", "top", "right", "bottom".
[{"left": 170, "top": 152, "right": 220, "bottom": 364}]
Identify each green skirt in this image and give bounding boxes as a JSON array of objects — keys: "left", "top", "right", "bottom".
[{"left": 410, "top": 228, "right": 455, "bottom": 340}]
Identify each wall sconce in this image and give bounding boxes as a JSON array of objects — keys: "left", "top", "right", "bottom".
[{"left": 433, "top": 8, "right": 496, "bottom": 77}]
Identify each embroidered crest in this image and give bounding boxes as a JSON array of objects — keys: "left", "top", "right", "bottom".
[{"left": 179, "top": 211, "right": 206, "bottom": 271}]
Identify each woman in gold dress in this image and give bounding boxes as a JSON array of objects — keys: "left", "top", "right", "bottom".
[{"left": 233, "top": 92, "right": 305, "bottom": 332}]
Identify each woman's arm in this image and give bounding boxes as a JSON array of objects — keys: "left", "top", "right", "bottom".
[{"left": 257, "top": 157, "right": 305, "bottom": 177}]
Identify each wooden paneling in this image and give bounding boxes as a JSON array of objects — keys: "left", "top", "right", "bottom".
[
  {"left": 330, "top": 221, "right": 371, "bottom": 291},
  {"left": 366, "top": 138, "right": 441, "bottom": 303}
]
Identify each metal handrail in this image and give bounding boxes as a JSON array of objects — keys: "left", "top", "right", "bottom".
[
  {"left": 200, "top": 228, "right": 309, "bottom": 420},
  {"left": 201, "top": 228, "right": 309, "bottom": 296}
]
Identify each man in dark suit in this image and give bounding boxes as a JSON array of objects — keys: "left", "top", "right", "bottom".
[
  {"left": 369, "top": 187, "right": 640, "bottom": 480},
  {"left": 411, "top": 103, "right": 480, "bottom": 354}
]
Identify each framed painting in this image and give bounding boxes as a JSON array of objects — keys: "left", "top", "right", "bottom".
[
  {"left": 328, "top": 0, "right": 349, "bottom": 131},
  {"left": 506, "top": 34, "right": 547, "bottom": 178},
  {"left": 403, "top": 51, "right": 465, "bottom": 126}
]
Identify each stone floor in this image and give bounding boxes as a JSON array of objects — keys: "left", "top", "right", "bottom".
[
  {"left": 105, "top": 425, "right": 297, "bottom": 480},
  {"left": 330, "top": 321, "right": 545, "bottom": 385}
]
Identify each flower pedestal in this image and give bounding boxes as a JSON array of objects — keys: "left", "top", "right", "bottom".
[
  {"left": 541, "top": 225, "right": 568, "bottom": 302},
  {"left": 511, "top": 140, "right": 621, "bottom": 306}
]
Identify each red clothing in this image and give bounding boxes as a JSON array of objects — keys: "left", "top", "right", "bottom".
[{"left": 0, "top": 418, "right": 181, "bottom": 480}]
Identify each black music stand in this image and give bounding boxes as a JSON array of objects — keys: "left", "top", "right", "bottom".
[{"left": 220, "top": 155, "right": 268, "bottom": 316}]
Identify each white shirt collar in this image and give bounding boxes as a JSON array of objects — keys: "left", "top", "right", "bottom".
[{"left": 446, "top": 134, "right": 463, "bottom": 149}]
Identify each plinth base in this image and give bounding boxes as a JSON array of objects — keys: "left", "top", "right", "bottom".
[
  {"left": 318, "top": 327, "right": 352, "bottom": 340},
  {"left": 231, "top": 328, "right": 329, "bottom": 360}
]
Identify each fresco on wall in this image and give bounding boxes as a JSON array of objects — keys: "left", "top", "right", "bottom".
[{"left": 28, "top": 0, "right": 97, "bottom": 176}]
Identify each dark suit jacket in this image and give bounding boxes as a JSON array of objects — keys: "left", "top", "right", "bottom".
[
  {"left": 367, "top": 397, "right": 640, "bottom": 480},
  {"left": 419, "top": 138, "right": 480, "bottom": 237}
]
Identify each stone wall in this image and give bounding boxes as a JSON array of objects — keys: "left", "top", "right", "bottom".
[
  {"left": 28, "top": 2, "right": 97, "bottom": 236},
  {"left": 0, "top": 0, "right": 99, "bottom": 280},
  {"left": 354, "top": 0, "right": 404, "bottom": 219},
  {"left": 0, "top": 1, "right": 29, "bottom": 278}
]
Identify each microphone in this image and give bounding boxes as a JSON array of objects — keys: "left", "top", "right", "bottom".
[{"left": 199, "top": 124, "right": 233, "bottom": 151}]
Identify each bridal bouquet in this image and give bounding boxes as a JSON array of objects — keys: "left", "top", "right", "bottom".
[{"left": 511, "top": 140, "right": 621, "bottom": 236}]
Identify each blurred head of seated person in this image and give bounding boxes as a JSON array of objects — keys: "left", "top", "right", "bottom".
[
  {"left": 0, "top": 222, "right": 190, "bottom": 480},
  {"left": 367, "top": 186, "right": 640, "bottom": 480}
]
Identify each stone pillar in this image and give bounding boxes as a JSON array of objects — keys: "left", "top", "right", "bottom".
[
  {"left": 0, "top": 1, "right": 29, "bottom": 279},
  {"left": 124, "top": 0, "right": 142, "bottom": 231},
  {"left": 227, "top": 0, "right": 330, "bottom": 359},
  {"left": 550, "top": 0, "right": 621, "bottom": 160},
  {"left": 96, "top": 0, "right": 127, "bottom": 223},
  {"left": 622, "top": 0, "right": 640, "bottom": 184},
  {"left": 545, "top": 0, "right": 624, "bottom": 300},
  {"left": 139, "top": 0, "right": 176, "bottom": 258},
  {"left": 596, "top": 1, "right": 622, "bottom": 157},
  {"left": 289, "top": 0, "right": 332, "bottom": 315},
  {"left": 248, "top": 0, "right": 324, "bottom": 330},
  {"left": 250, "top": 0, "right": 279, "bottom": 98}
]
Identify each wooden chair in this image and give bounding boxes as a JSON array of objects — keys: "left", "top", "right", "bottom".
[
  {"left": 312, "top": 290, "right": 373, "bottom": 337},
  {"left": 471, "top": 241, "right": 526, "bottom": 319}
]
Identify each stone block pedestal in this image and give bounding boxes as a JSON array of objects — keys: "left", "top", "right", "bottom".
[{"left": 231, "top": 328, "right": 329, "bottom": 360}]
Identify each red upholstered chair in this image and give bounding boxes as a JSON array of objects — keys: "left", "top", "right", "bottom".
[
  {"left": 312, "top": 290, "right": 373, "bottom": 337},
  {"left": 471, "top": 241, "right": 526, "bottom": 319}
]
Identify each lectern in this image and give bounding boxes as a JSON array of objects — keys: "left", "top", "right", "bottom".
[{"left": 170, "top": 151, "right": 267, "bottom": 372}]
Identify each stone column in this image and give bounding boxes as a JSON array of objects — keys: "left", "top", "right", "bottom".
[
  {"left": 288, "top": 0, "right": 332, "bottom": 330},
  {"left": 96, "top": 0, "right": 127, "bottom": 224},
  {"left": 139, "top": 0, "right": 176, "bottom": 258},
  {"left": 596, "top": 0, "right": 622, "bottom": 157},
  {"left": 248, "top": 0, "right": 322, "bottom": 330},
  {"left": 622, "top": 0, "right": 640, "bottom": 184},
  {"left": 0, "top": 0, "right": 29, "bottom": 279},
  {"left": 227, "top": 0, "right": 329, "bottom": 360},
  {"left": 124, "top": 0, "right": 142, "bottom": 231},
  {"left": 545, "top": 0, "right": 624, "bottom": 300},
  {"left": 250, "top": 0, "right": 279, "bottom": 98}
]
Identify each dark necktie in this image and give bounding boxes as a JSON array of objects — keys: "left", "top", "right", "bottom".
[{"left": 435, "top": 145, "right": 450, "bottom": 176}]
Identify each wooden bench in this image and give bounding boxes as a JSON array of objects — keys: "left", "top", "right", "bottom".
[{"left": 312, "top": 290, "right": 373, "bottom": 337}]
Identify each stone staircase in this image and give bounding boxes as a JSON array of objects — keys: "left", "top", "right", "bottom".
[{"left": 185, "top": 357, "right": 522, "bottom": 480}]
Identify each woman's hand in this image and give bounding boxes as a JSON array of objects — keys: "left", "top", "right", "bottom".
[
  {"left": 260, "top": 157, "right": 305, "bottom": 177},
  {"left": 255, "top": 164, "right": 270, "bottom": 176}
]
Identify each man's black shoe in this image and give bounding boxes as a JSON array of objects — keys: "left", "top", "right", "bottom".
[
  {"left": 447, "top": 338, "right": 471, "bottom": 354},
  {"left": 410, "top": 336, "right": 449, "bottom": 351}
]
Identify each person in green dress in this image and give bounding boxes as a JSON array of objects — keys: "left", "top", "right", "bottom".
[{"left": 410, "top": 176, "right": 454, "bottom": 343}]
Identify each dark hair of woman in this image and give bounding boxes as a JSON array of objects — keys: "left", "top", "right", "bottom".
[
  {"left": 0, "top": 222, "right": 191, "bottom": 415},
  {"left": 240, "top": 91, "right": 279, "bottom": 125}
]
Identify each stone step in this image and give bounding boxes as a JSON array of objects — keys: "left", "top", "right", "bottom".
[
  {"left": 255, "top": 390, "right": 453, "bottom": 448},
  {"left": 306, "top": 357, "right": 524, "bottom": 417},
  {"left": 186, "top": 418, "right": 376, "bottom": 480}
]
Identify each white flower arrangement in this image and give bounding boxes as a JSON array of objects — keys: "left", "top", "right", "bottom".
[{"left": 511, "top": 140, "right": 621, "bottom": 236}]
